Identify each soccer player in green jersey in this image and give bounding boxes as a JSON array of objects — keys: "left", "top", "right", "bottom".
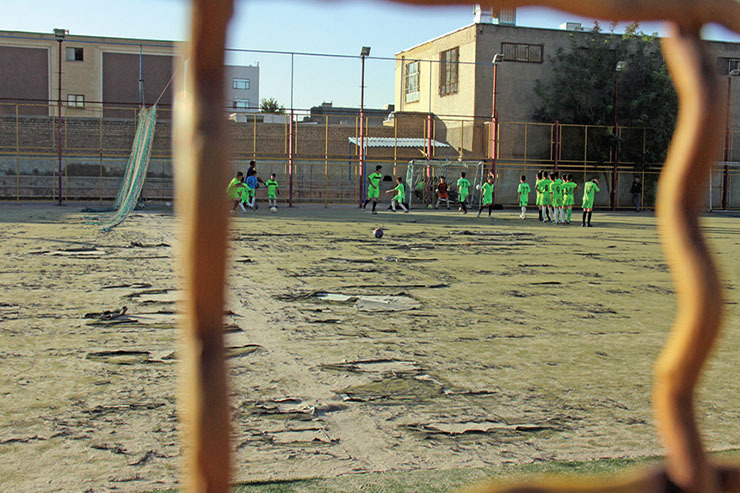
[
  {"left": 538, "top": 171, "right": 552, "bottom": 222},
  {"left": 535, "top": 170, "right": 543, "bottom": 221},
  {"left": 386, "top": 176, "right": 409, "bottom": 213},
  {"left": 265, "top": 173, "right": 279, "bottom": 209},
  {"left": 227, "top": 171, "right": 248, "bottom": 212},
  {"left": 477, "top": 174, "right": 495, "bottom": 218},
  {"left": 582, "top": 178, "right": 600, "bottom": 227},
  {"left": 457, "top": 171, "right": 471, "bottom": 214},
  {"left": 549, "top": 171, "right": 564, "bottom": 224},
  {"left": 517, "top": 175, "right": 531, "bottom": 219},
  {"left": 363, "top": 165, "right": 383, "bottom": 214},
  {"left": 562, "top": 174, "right": 578, "bottom": 224}
]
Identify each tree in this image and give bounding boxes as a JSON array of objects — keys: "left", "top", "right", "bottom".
[
  {"left": 533, "top": 22, "right": 678, "bottom": 167},
  {"left": 260, "top": 97, "right": 285, "bottom": 114}
]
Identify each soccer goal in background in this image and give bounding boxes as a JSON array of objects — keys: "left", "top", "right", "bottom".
[{"left": 406, "top": 160, "right": 485, "bottom": 209}]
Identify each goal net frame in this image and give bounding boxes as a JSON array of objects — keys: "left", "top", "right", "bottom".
[{"left": 406, "top": 160, "right": 485, "bottom": 209}]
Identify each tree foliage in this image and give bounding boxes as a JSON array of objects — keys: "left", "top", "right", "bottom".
[
  {"left": 533, "top": 23, "right": 678, "bottom": 166},
  {"left": 260, "top": 97, "right": 285, "bottom": 114}
]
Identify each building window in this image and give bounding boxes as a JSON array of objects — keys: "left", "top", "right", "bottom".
[
  {"left": 439, "top": 47, "right": 459, "bottom": 96},
  {"left": 501, "top": 42, "right": 543, "bottom": 63},
  {"left": 405, "top": 61, "right": 419, "bottom": 103},
  {"left": 233, "top": 78, "right": 250, "bottom": 90},
  {"left": 66, "top": 47, "right": 83, "bottom": 62},
  {"left": 717, "top": 57, "right": 740, "bottom": 74},
  {"left": 233, "top": 99, "right": 250, "bottom": 109},
  {"left": 67, "top": 94, "right": 84, "bottom": 108}
]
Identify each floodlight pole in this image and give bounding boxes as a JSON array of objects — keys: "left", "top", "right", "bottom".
[
  {"left": 289, "top": 53, "right": 294, "bottom": 207},
  {"left": 491, "top": 54, "right": 502, "bottom": 204},
  {"left": 611, "top": 61, "right": 626, "bottom": 211},
  {"left": 54, "top": 29, "right": 66, "bottom": 206},
  {"left": 359, "top": 47, "right": 370, "bottom": 207},
  {"left": 723, "top": 70, "right": 738, "bottom": 210}
]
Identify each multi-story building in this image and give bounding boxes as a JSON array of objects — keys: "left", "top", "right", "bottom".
[
  {"left": 0, "top": 30, "right": 259, "bottom": 118},
  {"left": 393, "top": 7, "right": 740, "bottom": 158}
]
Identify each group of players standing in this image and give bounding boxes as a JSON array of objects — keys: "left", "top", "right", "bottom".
[
  {"left": 533, "top": 170, "right": 600, "bottom": 227},
  {"left": 362, "top": 164, "right": 601, "bottom": 227}
]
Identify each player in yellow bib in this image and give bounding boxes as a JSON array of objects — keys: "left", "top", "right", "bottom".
[
  {"left": 363, "top": 165, "right": 383, "bottom": 214},
  {"left": 227, "top": 171, "right": 248, "bottom": 212},
  {"left": 477, "top": 175, "right": 495, "bottom": 218},
  {"left": 582, "top": 178, "right": 600, "bottom": 227},
  {"left": 517, "top": 175, "right": 531, "bottom": 219}
]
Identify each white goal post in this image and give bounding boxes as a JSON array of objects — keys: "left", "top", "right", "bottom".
[{"left": 406, "top": 160, "right": 485, "bottom": 209}]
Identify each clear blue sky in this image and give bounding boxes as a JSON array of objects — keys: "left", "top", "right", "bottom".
[{"left": 2, "top": 0, "right": 739, "bottom": 111}]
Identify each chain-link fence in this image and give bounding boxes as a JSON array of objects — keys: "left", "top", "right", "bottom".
[{"left": 2, "top": 101, "right": 740, "bottom": 209}]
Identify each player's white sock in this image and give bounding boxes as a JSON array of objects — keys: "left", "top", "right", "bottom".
[
  {"left": 521, "top": 206, "right": 526, "bottom": 218},
  {"left": 400, "top": 202, "right": 408, "bottom": 212},
  {"left": 239, "top": 202, "right": 247, "bottom": 212},
  {"left": 560, "top": 209, "right": 565, "bottom": 223},
  {"left": 391, "top": 202, "right": 397, "bottom": 212}
]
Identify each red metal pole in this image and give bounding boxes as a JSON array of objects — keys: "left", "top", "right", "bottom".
[
  {"left": 426, "top": 113, "right": 432, "bottom": 160},
  {"left": 491, "top": 62, "right": 498, "bottom": 204},
  {"left": 57, "top": 39, "right": 63, "bottom": 206},
  {"left": 723, "top": 76, "right": 732, "bottom": 210},
  {"left": 554, "top": 120, "right": 560, "bottom": 169},
  {"left": 359, "top": 54, "right": 365, "bottom": 207},
  {"left": 289, "top": 109, "right": 294, "bottom": 207},
  {"left": 611, "top": 79, "right": 619, "bottom": 211}
]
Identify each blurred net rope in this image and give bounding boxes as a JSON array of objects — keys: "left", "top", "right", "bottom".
[{"left": 85, "top": 105, "right": 157, "bottom": 232}]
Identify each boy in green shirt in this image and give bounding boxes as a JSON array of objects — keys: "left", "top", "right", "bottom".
[
  {"left": 477, "top": 175, "right": 495, "bottom": 218},
  {"left": 227, "top": 171, "right": 248, "bottom": 212},
  {"left": 457, "top": 171, "right": 471, "bottom": 214},
  {"left": 582, "top": 178, "right": 600, "bottom": 227},
  {"left": 549, "top": 171, "right": 564, "bottom": 224},
  {"left": 363, "top": 165, "right": 383, "bottom": 214},
  {"left": 265, "top": 173, "right": 279, "bottom": 209},
  {"left": 534, "top": 170, "right": 543, "bottom": 221},
  {"left": 517, "top": 175, "right": 531, "bottom": 219},
  {"left": 538, "top": 171, "right": 552, "bottom": 222},
  {"left": 385, "top": 176, "right": 409, "bottom": 213},
  {"left": 562, "top": 174, "right": 578, "bottom": 224}
]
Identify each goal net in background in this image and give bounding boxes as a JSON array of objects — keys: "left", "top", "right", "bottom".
[
  {"left": 86, "top": 105, "right": 157, "bottom": 231},
  {"left": 406, "top": 160, "right": 485, "bottom": 209}
]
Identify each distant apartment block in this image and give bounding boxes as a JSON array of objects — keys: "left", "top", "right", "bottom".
[{"left": 0, "top": 30, "right": 259, "bottom": 119}]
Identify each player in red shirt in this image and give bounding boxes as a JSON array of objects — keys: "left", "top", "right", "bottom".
[{"left": 434, "top": 176, "right": 450, "bottom": 209}]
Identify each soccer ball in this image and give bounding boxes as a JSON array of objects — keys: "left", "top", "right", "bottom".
[
  {"left": 427, "top": 204, "right": 433, "bottom": 209},
  {"left": 476, "top": 184, "right": 481, "bottom": 190},
  {"left": 270, "top": 206, "right": 277, "bottom": 213},
  {"left": 373, "top": 228, "right": 383, "bottom": 239}
]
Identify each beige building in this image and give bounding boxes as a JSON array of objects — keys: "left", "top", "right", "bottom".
[
  {"left": 0, "top": 30, "right": 258, "bottom": 119},
  {"left": 394, "top": 13, "right": 740, "bottom": 160}
]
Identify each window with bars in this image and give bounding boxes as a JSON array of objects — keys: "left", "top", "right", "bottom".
[
  {"left": 439, "top": 47, "right": 459, "bottom": 96},
  {"left": 233, "top": 78, "right": 250, "bottom": 90},
  {"left": 405, "top": 61, "right": 419, "bottom": 103},
  {"left": 717, "top": 57, "right": 740, "bottom": 75},
  {"left": 66, "top": 94, "right": 84, "bottom": 108},
  {"left": 501, "top": 42, "right": 543, "bottom": 63}
]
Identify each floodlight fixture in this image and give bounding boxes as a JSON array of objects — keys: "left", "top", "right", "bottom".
[
  {"left": 616, "top": 60, "right": 627, "bottom": 72},
  {"left": 360, "top": 46, "right": 371, "bottom": 57},
  {"left": 492, "top": 53, "right": 503, "bottom": 64},
  {"left": 54, "top": 28, "right": 67, "bottom": 41},
  {"left": 730, "top": 69, "right": 740, "bottom": 76}
]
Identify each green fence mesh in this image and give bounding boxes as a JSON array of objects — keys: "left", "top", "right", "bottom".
[{"left": 87, "top": 105, "right": 157, "bottom": 231}]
